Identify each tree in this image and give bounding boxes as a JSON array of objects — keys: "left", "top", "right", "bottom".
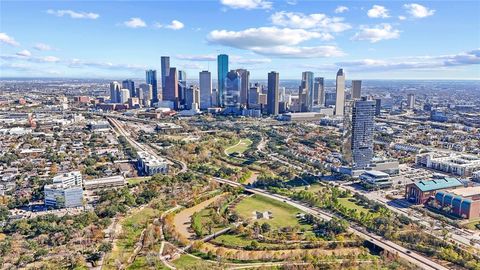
[{"left": 261, "top": 222, "right": 271, "bottom": 233}]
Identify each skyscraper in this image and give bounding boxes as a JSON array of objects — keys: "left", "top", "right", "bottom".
[
  {"left": 217, "top": 54, "right": 228, "bottom": 107},
  {"left": 139, "top": 83, "right": 153, "bottom": 107},
  {"left": 185, "top": 86, "right": 200, "bottom": 110},
  {"left": 350, "top": 98, "right": 376, "bottom": 169},
  {"left": 119, "top": 89, "right": 130, "bottom": 104},
  {"left": 146, "top": 70, "right": 158, "bottom": 104},
  {"left": 224, "top": 70, "right": 241, "bottom": 108},
  {"left": 352, "top": 80, "right": 362, "bottom": 99},
  {"left": 302, "top": 71, "right": 314, "bottom": 111},
  {"left": 109, "top": 81, "right": 121, "bottom": 103},
  {"left": 237, "top": 69, "right": 250, "bottom": 106},
  {"left": 178, "top": 70, "right": 187, "bottom": 106},
  {"left": 164, "top": 67, "right": 179, "bottom": 108},
  {"left": 335, "top": 69, "right": 346, "bottom": 116},
  {"left": 248, "top": 86, "right": 260, "bottom": 108},
  {"left": 161, "top": 56, "right": 170, "bottom": 98},
  {"left": 407, "top": 93, "right": 415, "bottom": 109},
  {"left": 314, "top": 77, "right": 325, "bottom": 106},
  {"left": 199, "top": 70, "right": 212, "bottom": 110},
  {"left": 122, "top": 79, "right": 135, "bottom": 98},
  {"left": 267, "top": 71, "right": 280, "bottom": 116}
]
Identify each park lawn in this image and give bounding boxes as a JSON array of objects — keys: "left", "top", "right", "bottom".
[
  {"left": 172, "top": 254, "right": 214, "bottom": 269},
  {"left": 337, "top": 197, "right": 374, "bottom": 216},
  {"left": 234, "top": 194, "right": 310, "bottom": 230},
  {"left": 212, "top": 233, "right": 285, "bottom": 249},
  {"left": 126, "top": 255, "right": 170, "bottom": 270},
  {"left": 293, "top": 183, "right": 325, "bottom": 193},
  {"left": 104, "top": 207, "right": 160, "bottom": 269},
  {"left": 127, "top": 177, "right": 151, "bottom": 185},
  {"left": 192, "top": 207, "right": 229, "bottom": 236},
  {"left": 225, "top": 138, "right": 253, "bottom": 155}
]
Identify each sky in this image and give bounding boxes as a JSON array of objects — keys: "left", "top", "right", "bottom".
[{"left": 0, "top": 0, "right": 479, "bottom": 80}]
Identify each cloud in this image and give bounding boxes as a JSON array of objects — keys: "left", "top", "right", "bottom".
[
  {"left": 33, "top": 43, "right": 53, "bottom": 51},
  {"left": 398, "top": 16, "right": 407, "bottom": 20},
  {"left": 286, "top": 0, "right": 297, "bottom": 5},
  {"left": 352, "top": 24, "right": 400, "bottom": 43},
  {"left": 336, "top": 49, "right": 480, "bottom": 72},
  {"left": 176, "top": 54, "right": 271, "bottom": 64},
  {"left": 176, "top": 54, "right": 217, "bottom": 61},
  {"left": 270, "top": 11, "right": 351, "bottom": 32},
  {"left": 123, "top": 17, "right": 147, "bottom": 28},
  {"left": 16, "top": 50, "right": 31, "bottom": 57},
  {"left": 46, "top": 9, "right": 99, "bottom": 19},
  {"left": 165, "top": 20, "right": 184, "bottom": 30},
  {"left": 40, "top": 56, "right": 60, "bottom": 62},
  {"left": 231, "top": 57, "right": 272, "bottom": 64},
  {"left": 367, "top": 5, "right": 390, "bottom": 18},
  {"left": 68, "top": 59, "right": 146, "bottom": 70},
  {"left": 208, "top": 27, "right": 332, "bottom": 49},
  {"left": 334, "top": 6, "right": 349, "bottom": 14},
  {"left": 0, "top": 33, "right": 19, "bottom": 46},
  {"left": 403, "top": 3, "right": 435, "bottom": 18},
  {"left": 220, "top": 0, "right": 272, "bottom": 10}
]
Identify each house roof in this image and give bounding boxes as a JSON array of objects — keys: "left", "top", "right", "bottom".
[{"left": 414, "top": 177, "right": 464, "bottom": 192}]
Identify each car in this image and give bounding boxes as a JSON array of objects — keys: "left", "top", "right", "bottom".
[{"left": 406, "top": 250, "right": 411, "bottom": 254}]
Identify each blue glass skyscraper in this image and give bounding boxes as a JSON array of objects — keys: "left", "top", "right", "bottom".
[
  {"left": 146, "top": 70, "right": 158, "bottom": 104},
  {"left": 217, "top": 54, "right": 228, "bottom": 107}
]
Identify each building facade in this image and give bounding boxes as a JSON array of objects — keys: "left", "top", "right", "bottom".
[
  {"left": 352, "top": 80, "right": 362, "bottom": 99},
  {"left": 267, "top": 71, "right": 279, "bottom": 115},
  {"left": 350, "top": 98, "right": 376, "bottom": 169},
  {"left": 146, "top": 70, "right": 158, "bottom": 104},
  {"left": 217, "top": 54, "right": 228, "bottom": 107},
  {"left": 335, "top": 69, "right": 345, "bottom": 116},
  {"left": 161, "top": 56, "right": 170, "bottom": 99},
  {"left": 199, "top": 70, "right": 212, "bottom": 110}
]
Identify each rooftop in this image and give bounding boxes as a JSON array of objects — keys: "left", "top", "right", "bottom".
[
  {"left": 447, "top": 186, "right": 480, "bottom": 198},
  {"left": 414, "top": 177, "right": 464, "bottom": 192},
  {"left": 364, "top": 170, "right": 390, "bottom": 177}
]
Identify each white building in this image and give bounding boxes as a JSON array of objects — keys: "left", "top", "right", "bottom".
[
  {"left": 119, "top": 88, "right": 130, "bottom": 104},
  {"left": 137, "top": 151, "right": 168, "bottom": 176},
  {"left": 139, "top": 83, "right": 153, "bottom": 107},
  {"left": 359, "top": 170, "right": 392, "bottom": 188},
  {"left": 416, "top": 152, "right": 480, "bottom": 177},
  {"left": 44, "top": 171, "right": 83, "bottom": 208},
  {"left": 83, "top": 175, "right": 125, "bottom": 190}
]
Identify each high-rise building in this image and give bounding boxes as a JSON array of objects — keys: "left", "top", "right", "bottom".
[
  {"left": 217, "top": 54, "right": 228, "bottom": 107},
  {"left": 164, "top": 67, "right": 179, "bottom": 108},
  {"left": 302, "top": 71, "right": 314, "bottom": 111},
  {"left": 185, "top": 85, "right": 200, "bottom": 110},
  {"left": 146, "top": 70, "right": 158, "bottom": 104},
  {"left": 122, "top": 79, "right": 135, "bottom": 98},
  {"left": 375, "top": 98, "right": 381, "bottom": 116},
  {"left": 44, "top": 171, "right": 83, "bottom": 208},
  {"left": 314, "top": 77, "right": 325, "bottom": 106},
  {"left": 161, "top": 56, "right": 170, "bottom": 98},
  {"left": 248, "top": 86, "right": 260, "bottom": 108},
  {"left": 119, "top": 89, "right": 130, "bottom": 104},
  {"left": 279, "top": 87, "right": 286, "bottom": 102},
  {"left": 225, "top": 70, "right": 241, "bottom": 108},
  {"left": 407, "top": 93, "right": 415, "bottom": 109},
  {"left": 199, "top": 71, "right": 212, "bottom": 110},
  {"left": 139, "top": 83, "right": 153, "bottom": 107},
  {"left": 237, "top": 69, "right": 250, "bottom": 106},
  {"left": 335, "top": 69, "right": 346, "bottom": 116},
  {"left": 109, "top": 81, "right": 121, "bottom": 103},
  {"left": 350, "top": 98, "right": 376, "bottom": 169},
  {"left": 352, "top": 80, "right": 362, "bottom": 99},
  {"left": 267, "top": 71, "right": 280, "bottom": 115},
  {"left": 178, "top": 70, "right": 187, "bottom": 106}
]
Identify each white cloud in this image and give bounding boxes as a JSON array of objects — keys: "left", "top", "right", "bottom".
[
  {"left": 403, "top": 3, "right": 435, "bottom": 18},
  {"left": 286, "top": 0, "right": 297, "bottom": 5},
  {"left": 33, "top": 43, "right": 53, "bottom": 51},
  {"left": 0, "top": 33, "right": 19, "bottom": 46},
  {"left": 123, "top": 17, "right": 147, "bottom": 28},
  {"left": 176, "top": 54, "right": 217, "bottom": 61},
  {"left": 176, "top": 54, "right": 271, "bottom": 64},
  {"left": 334, "top": 6, "right": 349, "bottom": 14},
  {"left": 165, "top": 20, "right": 184, "bottom": 30},
  {"left": 220, "top": 0, "right": 272, "bottom": 10},
  {"left": 398, "top": 15, "right": 407, "bottom": 20},
  {"left": 352, "top": 24, "right": 400, "bottom": 43},
  {"left": 367, "top": 5, "right": 390, "bottom": 18},
  {"left": 16, "top": 50, "right": 31, "bottom": 57},
  {"left": 270, "top": 11, "right": 351, "bottom": 32},
  {"left": 41, "top": 56, "right": 60, "bottom": 62},
  {"left": 68, "top": 59, "right": 146, "bottom": 70},
  {"left": 46, "top": 9, "right": 99, "bottom": 19}
]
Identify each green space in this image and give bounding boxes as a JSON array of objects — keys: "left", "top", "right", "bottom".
[
  {"left": 172, "top": 254, "right": 214, "bottom": 269},
  {"left": 225, "top": 138, "right": 253, "bottom": 155},
  {"left": 212, "top": 233, "right": 286, "bottom": 249},
  {"left": 463, "top": 219, "right": 480, "bottom": 230},
  {"left": 234, "top": 194, "right": 310, "bottom": 229},
  {"left": 104, "top": 207, "right": 160, "bottom": 269},
  {"left": 126, "top": 256, "right": 169, "bottom": 270},
  {"left": 127, "top": 177, "right": 151, "bottom": 185},
  {"left": 192, "top": 207, "right": 229, "bottom": 236},
  {"left": 293, "top": 183, "right": 324, "bottom": 193},
  {"left": 337, "top": 197, "right": 374, "bottom": 216}
]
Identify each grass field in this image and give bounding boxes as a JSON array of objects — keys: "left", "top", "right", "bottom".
[
  {"left": 212, "top": 233, "right": 286, "bottom": 249},
  {"left": 172, "top": 254, "right": 214, "bottom": 269},
  {"left": 234, "top": 194, "right": 310, "bottom": 229},
  {"left": 192, "top": 207, "right": 228, "bottom": 236},
  {"left": 337, "top": 197, "right": 373, "bottom": 216},
  {"left": 127, "top": 177, "right": 151, "bottom": 185},
  {"left": 225, "top": 138, "right": 253, "bottom": 155},
  {"left": 104, "top": 207, "right": 160, "bottom": 269},
  {"left": 293, "top": 183, "right": 325, "bottom": 193}
]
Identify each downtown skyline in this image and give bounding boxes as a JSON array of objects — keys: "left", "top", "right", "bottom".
[{"left": 0, "top": 0, "right": 479, "bottom": 80}]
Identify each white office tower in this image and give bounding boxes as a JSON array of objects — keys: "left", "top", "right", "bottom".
[
  {"left": 314, "top": 77, "right": 325, "bottom": 106},
  {"left": 119, "top": 88, "right": 130, "bottom": 104},
  {"left": 335, "top": 69, "right": 346, "bottom": 116},
  {"left": 407, "top": 93, "right": 415, "bottom": 109},
  {"left": 279, "top": 87, "right": 286, "bottom": 102},
  {"left": 44, "top": 171, "right": 83, "bottom": 208},
  {"left": 352, "top": 80, "right": 362, "bottom": 99},
  {"left": 139, "top": 83, "right": 153, "bottom": 107},
  {"left": 110, "top": 81, "right": 121, "bottom": 103},
  {"left": 199, "top": 70, "right": 212, "bottom": 110}
]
